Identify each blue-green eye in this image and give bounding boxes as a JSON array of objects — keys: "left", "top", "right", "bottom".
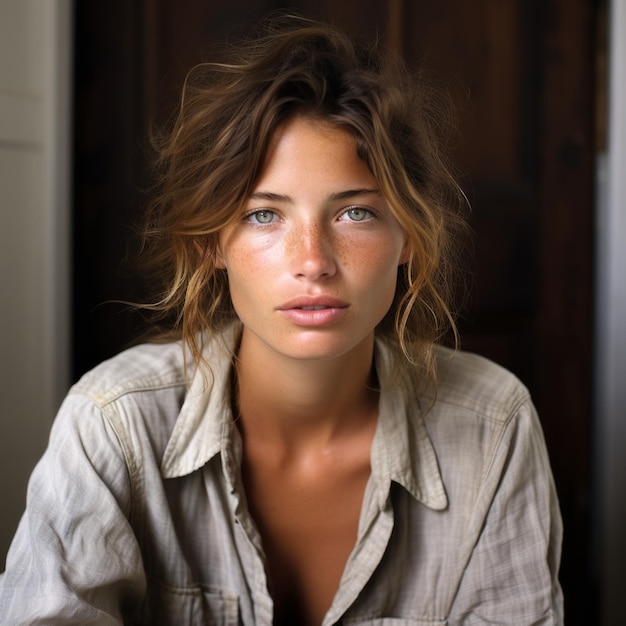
[
  {"left": 342, "top": 207, "right": 372, "bottom": 222},
  {"left": 247, "top": 210, "right": 277, "bottom": 224}
]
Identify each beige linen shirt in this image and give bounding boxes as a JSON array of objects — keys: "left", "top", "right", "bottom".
[{"left": 0, "top": 326, "right": 563, "bottom": 625}]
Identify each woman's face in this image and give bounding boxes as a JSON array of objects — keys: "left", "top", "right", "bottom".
[{"left": 218, "top": 116, "right": 407, "bottom": 363}]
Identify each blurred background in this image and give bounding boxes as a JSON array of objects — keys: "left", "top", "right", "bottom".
[{"left": 1, "top": 1, "right": 624, "bottom": 624}]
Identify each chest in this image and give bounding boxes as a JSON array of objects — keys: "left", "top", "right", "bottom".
[{"left": 242, "top": 451, "right": 371, "bottom": 626}]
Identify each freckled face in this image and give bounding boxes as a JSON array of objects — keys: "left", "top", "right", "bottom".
[{"left": 218, "top": 116, "right": 407, "bottom": 363}]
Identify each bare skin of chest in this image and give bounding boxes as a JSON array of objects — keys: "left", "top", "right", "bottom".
[{"left": 242, "top": 441, "right": 371, "bottom": 626}]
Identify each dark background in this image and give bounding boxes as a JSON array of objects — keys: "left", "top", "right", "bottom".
[{"left": 72, "top": 1, "right": 602, "bottom": 622}]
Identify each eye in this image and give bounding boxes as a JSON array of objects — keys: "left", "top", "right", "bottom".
[
  {"left": 340, "top": 206, "right": 374, "bottom": 222},
  {"left": 245, "top": 209, "right": 278, "bottom": 225}
]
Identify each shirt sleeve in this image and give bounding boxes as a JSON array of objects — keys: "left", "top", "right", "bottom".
[
  {"left": 449, "top": 399, "right": 564, "bottom": 625},
  {"left": 0, "top": 393, "right": 147, "bottom": 625}
]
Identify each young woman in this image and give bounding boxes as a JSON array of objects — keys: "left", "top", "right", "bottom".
[{"left": 0, "top": 14, "right": 563, "bottom": 626}]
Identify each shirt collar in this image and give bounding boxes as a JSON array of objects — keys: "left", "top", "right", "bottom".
[
  {"left": 160, "top": 326, "right": 448, "bottom": 511},
  {"left": 160, "top": 324, "right": 239, "bottom": 479},
  {"left": 370, "top": 335, "right": 448, "bottom": 511}
]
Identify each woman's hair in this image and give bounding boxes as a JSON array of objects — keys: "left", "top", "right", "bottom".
[{"left": 140, "top": 12, "right": 468, "bottom": 382}]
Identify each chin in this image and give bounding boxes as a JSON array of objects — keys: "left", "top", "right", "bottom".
[{"left": 276, "top": 331, "right": 373, "bottom": 363}]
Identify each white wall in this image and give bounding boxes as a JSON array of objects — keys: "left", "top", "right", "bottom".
[
  {"left": 594, "top": 1, "right": 626, "bottom": 624},
  {"left": 0, "top": 0, "right": 72, "bottom": 564}
]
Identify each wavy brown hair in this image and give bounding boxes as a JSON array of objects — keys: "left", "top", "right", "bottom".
[{"left": 140, "top": 13, "right": 468, "bottom": 381}]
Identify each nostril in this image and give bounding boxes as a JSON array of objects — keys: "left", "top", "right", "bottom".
[{"left": 291, "top": 238, "right": 337, "bottom": 280}]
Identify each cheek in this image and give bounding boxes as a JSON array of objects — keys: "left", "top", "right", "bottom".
[
  {"left": 221, "top": 239, "right": 281, "bottom": 308},
  {"left": 348, "top": 233, "right": 405, "bottom": 275},
  {"left": 221, "top": 233, "right": 271, "bottom": 273}
]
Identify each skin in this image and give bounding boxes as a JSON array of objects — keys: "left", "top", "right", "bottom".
[{"left": 217, "top": 116, "right": 408, "bottom": 625}]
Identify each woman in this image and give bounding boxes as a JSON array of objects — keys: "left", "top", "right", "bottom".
[{"left": 0, "top": 14, "right": 563, "bottom": 625}]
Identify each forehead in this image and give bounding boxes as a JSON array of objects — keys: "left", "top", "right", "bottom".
[{"left": 254, "top": 116, "right": 376, "bottom": 190}]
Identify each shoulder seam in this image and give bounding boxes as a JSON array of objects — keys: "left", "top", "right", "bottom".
[
  {"left": 69, "top": 376, "right": 187, "bottom": 408},
  {"left": 431, "top": 389, "right": 531, "bottom": 425}
]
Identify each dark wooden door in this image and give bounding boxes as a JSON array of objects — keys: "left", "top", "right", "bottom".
[{"left": 73, "top": 1, "right": 598, "bottom": 621}]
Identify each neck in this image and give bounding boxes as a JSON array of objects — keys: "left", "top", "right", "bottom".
[{"left": 233, "top": 330, "right": 379, "bottom": 451}]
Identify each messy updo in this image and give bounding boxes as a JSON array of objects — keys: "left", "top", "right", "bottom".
[{"left": 141, "top": 13, "right": 467, "bottom": 381}]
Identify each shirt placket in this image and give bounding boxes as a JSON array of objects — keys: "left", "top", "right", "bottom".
[
  {"left": 323, "top": 476, "right": 395, "bottom": 625},
  {"left": 222, "top": 420, "right": 275, "bottom": 626}
]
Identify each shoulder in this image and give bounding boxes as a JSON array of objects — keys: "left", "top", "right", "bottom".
[
  {"left": 420, "top": 348, "right": 551, "bottom": 519},
  {"left": 48, "top": 341, "right": 192, "bottom": 478},
  {"left": 70, "top": 340, "right": 189, "bottom": 408},
  {"left": 430, "top": 344, "right": 531, "bottom": 425}
]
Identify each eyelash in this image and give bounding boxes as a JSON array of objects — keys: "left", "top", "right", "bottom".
[
  {"left": 243, "top": 206, "right": 376, "bottom": 226},
  {"left": 339, "top": 206, "right": 375, "bottom": 222},
  {"left": 243, "top": 209, "right": 278, "bottom": 225}
]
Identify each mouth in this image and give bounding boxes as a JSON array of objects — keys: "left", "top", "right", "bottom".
[
  {"left": 277, "top": 297, "right": 349, "bottom": 326},
  {"left": 298, "top": 305, "right": 333, "bottom": 311},
  {"left": 277, "top": 297, "right": 349, "bottom": 311}
]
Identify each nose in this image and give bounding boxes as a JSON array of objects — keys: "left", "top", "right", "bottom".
[{"left": 287, "top": 220, "right": 337, "bottom": 281}]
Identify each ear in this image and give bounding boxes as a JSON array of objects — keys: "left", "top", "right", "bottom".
[
  {"left": 398, "top": 238, "right": 411, "bottom": 266},
  {"left": 214, "top": 245, "right": 226, "bottom": 270}
]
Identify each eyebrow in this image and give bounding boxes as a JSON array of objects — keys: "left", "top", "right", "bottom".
[{"left": 249, "top": 188, "right": 382, "bottom": 202}]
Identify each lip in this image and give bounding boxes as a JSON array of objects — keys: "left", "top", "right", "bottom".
[
  {"left": 277, "top": 296, "right": 349, "bottom": 326},
  {"left": 278, "top": 296, "right": 349, "bottom": 310}
]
